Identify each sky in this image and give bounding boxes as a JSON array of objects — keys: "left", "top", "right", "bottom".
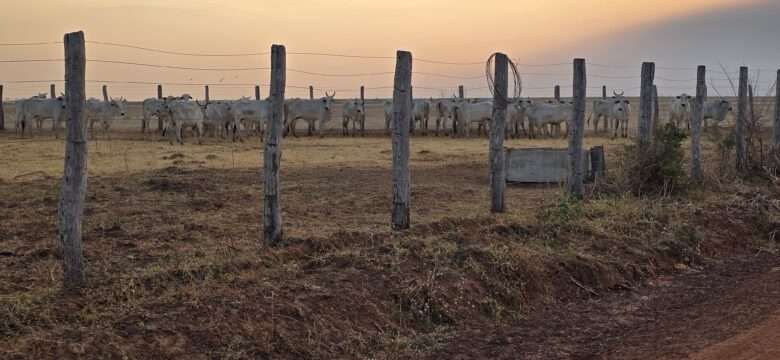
[{"left": 0, "top": 0, "right": 775, "bottom": 100}]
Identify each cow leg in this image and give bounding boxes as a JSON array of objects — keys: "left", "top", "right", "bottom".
[
  {"left": 352, "top": 118, "right": 356, "bottom": 137},
  {"left": 318, "top": 118, "right": 324, "bottom": 138},
  {"left": 360, "top": 114, "right": 365, "bottom": 137}
]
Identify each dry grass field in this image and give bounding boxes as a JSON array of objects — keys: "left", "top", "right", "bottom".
[{"left": 1, "top": 106, "right": 779, "bottom": 359}]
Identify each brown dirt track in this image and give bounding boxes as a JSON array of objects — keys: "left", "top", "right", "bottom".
[{"left": 1, "top": 128, "right": 779, "bottom": 359}]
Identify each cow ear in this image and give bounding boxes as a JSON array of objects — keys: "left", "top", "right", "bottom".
[{"left": 676, "top": 96, "right": 680, "bottom": 99}]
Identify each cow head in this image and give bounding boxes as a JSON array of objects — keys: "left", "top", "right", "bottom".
[
  {"left": 609, "top": 92, "right": 630, "bottom": 119},
  {"left": 322, "top": 91, "right": 336, "bottom": 112},
  {"left": 675, "top": 93, "right": 692, "bottom": 109},
  {"left": 109, "top": 97, "right": 128, "bottom": 117}
]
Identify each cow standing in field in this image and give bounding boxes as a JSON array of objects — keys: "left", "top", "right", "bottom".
[
  {"left": 158, "top": 98, "right": 205, "bottom": 145},
  {"left": 669, "top": 93, "right": 693, "bottom": 129},
  {"left": 87, "top": 97, "right": 128, "bottom": 139},
  {"left": 433, "top": 99, "right": 457, "bottom": 136},
  {"left": 452, "top": 99, "right": 493, "bottom": 137},
  {"left": 284, "top": 92, "right": 336, "bottom": 137},
  {"left": 588, "top": 91, "right": 631, "bottom": 137},
  {"left": 506, "top": 100, "right": 530, "bottom": 139},
  {"left": 412, "top": 99, "right": 431, "bottom": 135},
  {"left": 203, "top": 101, "right": 234, "bottom": 139},
  {"left": 142, "top": 94, "right": 193, "bottom": 134},
  {"left": 703, "top": 99, "right": 733, "bottom": 129},
  {"left": 342, "top": 99, "right": 365, "bottom": 136},
  {"left": 229, "top": 98, "right": 271, "bottom": 141},
  {"left": 383, "top": 100, "right": 393, "bottom": 134},
  {"left": 523, "top": 100, "right": 574, "bottom": 139},
  {"left": 14, "top": 95, "right": 66, "bottom": 137}
]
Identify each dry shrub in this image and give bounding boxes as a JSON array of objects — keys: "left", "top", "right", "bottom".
[{"left": 619, "top": 123, "right": 688, "bottom": 196}]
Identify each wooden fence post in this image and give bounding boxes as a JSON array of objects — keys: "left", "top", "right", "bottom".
[
  {"left": 568, "top": 58, "right": 587, "bottom": 199},
  {"left": 51, "top": 84, "right": 56, "bottom": 98},
  {"left": 157, "top": 84, "right": 163, "bottom": 99},
  {"left": 691, "top": 66, "right": 706, "bottom": 183},
  {"left": 360, "top": 85, "right": 365, "bottom": 135},
  {"left": 156, "top": 84, "right": 163, "bottom": 131},
  {"left": 264, "top": 45, "right": 286, "bottom": 246},
  {"left": 0, "top": 85, "right": 4, "bottom": 130},
  {"left": 638, "top": 62, "right": 655, "bottom": 146},
  {"left": 391, "top": 50, "right": 412, "bottom": 230},
  {"left": 309, "top": 85, "right": 314, "bottom": 100},
  {"left": 489, "top": 53, "right": 508, "bottom": 213},
  {"left": 554, "top": 85, "right": 561, "bottom": 102},
  {"left": 589, "top": 146, "right": 605, "bottom": 181},
  {"left": 255, "top": 85, "right": 261, "bottom": 100},
  {"left": 602, "top": 85, "right": 607, "bottom": 99},
  {"left": 456, "top": 85, "right": 465, "bottom": 136},
  {"left": 102, "top": 85, "right": 108, "bottom": 102},
  {"left": 204, "top": 85, "right": 210, "bottom": 103},
  {"left": 58, "top": 31, "right": 87, "bottom": 291},
  {"left": 652, "top": 85, "right": 659, "bottom": 133},
  {"left": 736, "top": 66, "right": 748, "bottom": 173},
  {"left": 409, "top": 86, "right": 415, "bottom": 134},
  {"left": 775, "top": 70, "right": 780, "bottom": 148}
]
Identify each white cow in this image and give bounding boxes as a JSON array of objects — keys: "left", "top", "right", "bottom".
[
  {"left": 452, "top": 100, "right": 493, "bottom": 137},
  {"left": 229, "top": 98, "right": 272, "bottom": 141},
  {"left": 159, "top": 98, "right": 205, "bottom": 145},
  {"left": 142, "top": 94, "right": 193, "bottom": 134},
  {"left": 433, "top": 99, "right": 457, "bottom": 136},
  {"left": 284, "top": 92, "right": 335, "bottom": 137},
  {"left": 412, "top": 99, "right": 431, "bottom": 135},
  {"left": 341, "top": 99, "right": 365, "bottom": 136},
  {"left": 669, "top": 93, "right": 693, "bottom": 129},
  {"left": 523, "top": 100, "right": 574, "bottom": 138},
  {"left": 14, "top": 96, "right": 66, "bottom": 137},
  {"left": 588, "top": 91, "right": 631, "bottom": 137},
  {"left": 86, "top": 97, "right": 128, "bottom": 139},
  {"left": 383, "top": 101, "right": 393, "bottom": 134},
  {"left": 203, "top": 101, "right": 234, "bottom": 139},
  {"left": 506, "top": 100, "right": 530, "bottom": 139},
  {"left": 703, "top": 99, "right": 733, "bottom": 128}
]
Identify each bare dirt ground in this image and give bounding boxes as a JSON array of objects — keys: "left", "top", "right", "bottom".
[{"left": 1, "top": 120, "right": 779, "bottom": 359}]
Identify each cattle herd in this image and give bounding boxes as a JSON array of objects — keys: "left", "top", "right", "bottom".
[{"left": 9, "top": 91, "right": 735, "bottom": 143}]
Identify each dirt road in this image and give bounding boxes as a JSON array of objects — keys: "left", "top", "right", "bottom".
[{"left": 427, "top": 254, "right": 780, "bottom": 359}]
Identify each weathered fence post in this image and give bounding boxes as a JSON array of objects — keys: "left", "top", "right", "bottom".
[
  {"left": 50, "top": 84, "right": 56, "bottom": 98},
  {"left": 309, "top": 85, "right": 314, "bottom": 100},
  {"left": 736, "top": 66, "right": 748, "bottom": 173},
  {"left": 264, "top": 44, "right": 286, "bottom": 246},
  {"left": 489, "top": 53, "right": 508, "bottom": 213},
  {"left": 391, "top": 50, "right": 412, "bottom": 230},
  {"left": 102, "top": 85, "right": 108, "bottom": 102},
  {"left": 360, "top": 85, "right": 366, "bottom": 135},
  {"left": 691, "top": 66, "right": 706, "bottom": 183},
  {"left": 58, "top": 31, "right": 87, "bottom": 291},
  {"left": 589, "top": 146, "right": 605, "bottom": 181},
  {"left": 568, "top": 58, "right": 587, "bottom": 198},
  {"left": 554, "top": 85, "right": 561, "bottom": 102},
  {"left": 775, "top": 70, "right": 780, "bottom": 148},
  {"left": 638, "top": 62, "right": 655, "bottom": 147},
  {"left": 156, "top": 84, "right": 163, "bottom": 131},
  {"left": 602, "top": 85, "right": 607, "bottom": 99},
  {"left": 456, "top": 85, "right": 465, "bottom": 136},
  {"left": 652, "top": 85, "right": 659, "bottom": 133},
  {"left": 255, "top": 85, "right": 261, "bottom": 100},
  {"left": 204, "top": 85, "right": 210, "bottom": 103},
  {"left": 409, "top": 86, "right": 415, "bottom": 134},
  {"left": 0, "top": 85, "right": 4, "bottom": 130}
]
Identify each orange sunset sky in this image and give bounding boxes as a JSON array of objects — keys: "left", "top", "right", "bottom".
[{"left": 0, "top": 0, "right": 775, "bottom": 99}]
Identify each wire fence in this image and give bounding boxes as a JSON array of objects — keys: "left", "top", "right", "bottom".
[{"left": 0, "top": 39, "right": 778, "bottom": 100}]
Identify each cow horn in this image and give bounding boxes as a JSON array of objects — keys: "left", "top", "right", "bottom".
[{"left": 613, "top": 90, "right": 624, "bottom": 96}]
